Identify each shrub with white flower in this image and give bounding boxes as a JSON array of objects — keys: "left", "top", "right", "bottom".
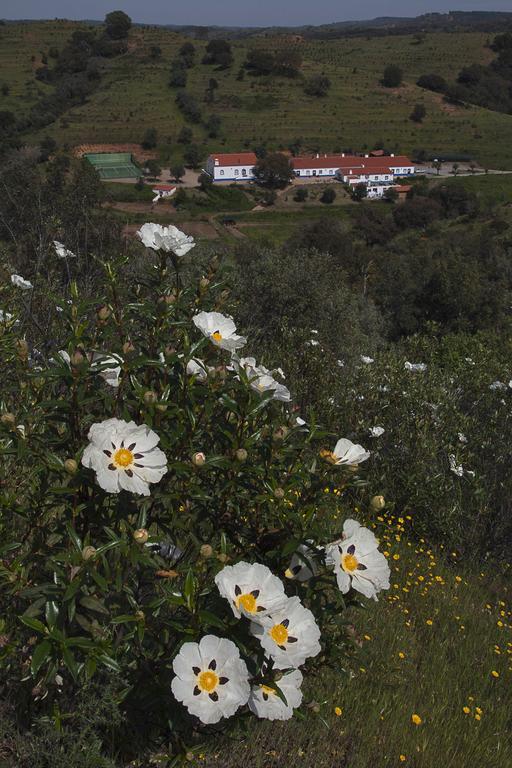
[
  {"left": 0, "top": 225, "right": 390, "bottom": 761},
  {"left": 138, "top": 222, "right": 195, "bottom": 257},
  {"left": 10, "top": 273, "right": 33, "bottom": 290},
  {"left": 325, "top": 519, "right": 390, "bottom": 600}
]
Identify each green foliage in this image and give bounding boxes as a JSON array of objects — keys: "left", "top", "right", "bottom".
[
  {"left": 104, "top": 11, "right": 132, "bottom": 41},
  {"left": 253, "top": 153, "right": 294, "bottom": 189},
  {"left": 142, "top": 127, "right": 158, "bottom": 150},
  {"left": 382, "top": 64, "right": 403, "bottom": 88},
  {"left": 304, "top": 75, "right": 331, "bottom": 97}
]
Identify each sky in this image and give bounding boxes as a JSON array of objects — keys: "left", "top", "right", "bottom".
[{"left": 1, "top": 0, "right": 511, "bottom": 27}]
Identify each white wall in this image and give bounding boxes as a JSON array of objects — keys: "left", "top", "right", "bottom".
[{"left": 206, "top": 157, "right": 255, "bottom": 181}]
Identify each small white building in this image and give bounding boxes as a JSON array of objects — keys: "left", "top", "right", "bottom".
[
  {"left": 152, "top": 184, "right": 176, "bottom": 203},
  {"left": 205, "top": 152, "right": 257, "bottom": 182}
]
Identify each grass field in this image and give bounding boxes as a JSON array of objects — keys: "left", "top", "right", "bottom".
[
  {"left": 440, "top": 173, "right": 512, "bottom": 207},
  {"left": 2, "top": 22, "right": 512, "bottom": 169},
  {"left": 194, "top": 511, "right": 512, "bottom": 768}
]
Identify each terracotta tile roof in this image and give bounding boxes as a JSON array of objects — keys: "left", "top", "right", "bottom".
[
  {"left": 210, "top": 152, "right": 257, "bottom": 166},
  {"left": 292, "top": 154, "right": 414, "bottom": 171}
]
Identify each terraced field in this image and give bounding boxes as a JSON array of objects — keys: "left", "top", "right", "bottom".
[{"left": 2, "top": 22, "right": 512, "bottom": 168}]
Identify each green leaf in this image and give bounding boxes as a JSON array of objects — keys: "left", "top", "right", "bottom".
[
  {"left": 62, "top": 646, "right": 79, "bottom": 681},
  {"left": 19, "top": 616, "right": 47, "bottom": 634},
  {"left": 30, "top": 640, "right": 52, "bottom": 676},
  {"left": 198, "top": 610, "right": 226, "bottom": 629},
  {"left": 79, "top": 595, "right": 109, "bottom": 616},
  {"left": 65, "top": 522, "right": 82, "bottom": 552}
]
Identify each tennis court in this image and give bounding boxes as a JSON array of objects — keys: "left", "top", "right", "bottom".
[{"left": 85, "top": 152, "right": 141, "bottom": 180}]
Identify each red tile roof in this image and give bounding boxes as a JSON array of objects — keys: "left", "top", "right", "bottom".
[
  {"left": 210, "top": 152, "right": 257, "bottom": 166},
  {"left": 292, "top": 154, "right": 414, "bottom": 171}
]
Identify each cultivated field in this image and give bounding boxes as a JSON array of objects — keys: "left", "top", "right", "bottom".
[{"left": 1, "top": 22, "right": 512, "bottom": 168}]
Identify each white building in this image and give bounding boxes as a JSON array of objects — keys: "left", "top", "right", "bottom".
[
  {"left": 205, "top": 152, "right": 257, "bottom": 182},
  {"left": 152, "top": 184, "right": 176, "bottom": 203}
]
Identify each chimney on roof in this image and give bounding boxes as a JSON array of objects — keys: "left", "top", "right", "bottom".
[
  {"left": 342, "top": 153, "right": 345, "bottom": 157},
  {"left": 316, "top": 153, "right": 319, "bottom": 159},
  {"left": 214, "top": 159, "right": 219, "bottom": 166},
  {"left": 365, "top": 154, "right": 369, "bottom": 158},
  {"left": 391, "top": 153, "right": 395, "bottom": 157}
]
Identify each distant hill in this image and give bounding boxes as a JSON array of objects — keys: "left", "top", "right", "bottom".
[{"left": 1, "top": 18, "right": 512, "bottom": 168}]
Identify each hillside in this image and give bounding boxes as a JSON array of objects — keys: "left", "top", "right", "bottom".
[{"left": 1, "top": 21, "right": 512, "bottom": 168}]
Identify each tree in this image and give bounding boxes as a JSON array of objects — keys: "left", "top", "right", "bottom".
[
  {"left": 177, "top": 126, "right": 193, "bottom": 145},
  {"left": 171, "top": 164, "right": 186, "bottom": 182},
  {"left": 142, "top": 128, "right": 158, "bottom": 149},
  {"left": 175, "top": 91, "right": 202, "bottom": 123},
  {"left": 179, "top": 42, "right": 196, "bottom": 68},
  {"left": 205, "top": 113, "right": 221, "bottom": 138},
  {"left": 183, "top": 144, "right": 203, "bottom": 168},
  {"left": 294, "top": 188, "right": 308, "bottom": 202},
  {"left": 1, "top": 83, "right": 9, "bottom": 96},
  {"left": 393, "top": 197, "right": 442, "bottom": 229},
  {"left": 382, "top": 65, "right": 403, "bottom": 88},
  {"left": 202, "top": 40, "right": 233, "bottom": 69},
  {"left": 39, "top": 135, "right": 57, "bottom": 161},
  {"left": 410, "top": 104, "right": 426, "bottom": 123},
  {"left": 253, "top": 153, "right": 294, "bottom": 189},
  {"left": 169, "top": 59, "right": 187, "bottom": 88},
  {"left": 416, "top": 73, "right": 447, "bottom": 93},
  {"left": 104, "top": 10, "right": 132, "bottom": 40},
  {"left": 273, "top": 49, "right": 302, "bottom": 78},
  {"left": 198, "top": 171, "right": 213, "bottom": 190},
  {"left": 321, "top": 187, "right": 336, "bottom": 204},
  {"left": 433, "top": 160, "right": 442, "bottom": 176},
  {"left": 451, "top": 163, "right": 460, "bottom": 176},
  {"left": 304, "top": 75, "right": 331, "bottom": 97},
  {"left": 245, "top": 49, "right": 275, "bottom": 76},
  {"left": 383, "top": 187, "right": 399, "bottom": 203},
  {"left": 0, "top": 110, "right": 16, "bottom": 133},
  {"left": 145, "top": 159, "right": 161, "bottom": 177},
  {"left": 150, "top": 45, "right": 162, "bottom": 60},
  {"left": 351, "top": 183, "right": 368, "bottom": 202}
]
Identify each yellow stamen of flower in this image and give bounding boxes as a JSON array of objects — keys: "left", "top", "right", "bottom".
[
  {"left": 212, "top": 331, "right": 223, "bottom": 342},
  {"left": 113, "top": 448, "right": 134, "bottom": 468},
  {"left": 270, "top": 623, "right": 289, "bottom": 645},
  {"left": 320, "top": 449, "right": 337, "bottom": 464},
  {"left": 411, "top": 714, "right": 422, "bottom": 725},
  {"left": 334, "top": 706, "right": 342, "bottom": 716},
  {"left": 198, "top": 670, "right": 219, "bottom": 693},
  {"left": 236, "top": 593, "right": 257, "bottom": 613},
  {"left": 261, "top": 684, "right": 276, "bottom": 696},
  {"left": 342, "top": 553, "right": 359, "bottom": 572}
]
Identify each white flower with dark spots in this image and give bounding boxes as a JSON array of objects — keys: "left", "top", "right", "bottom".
[
  {"left": 321, "top": 438, "right": 370, "bottom": 466},
  {"left": 361, "top": 356, "right": 374, "bottom": 364},
  {"left": 11, "top": 274, "right": 33, "bottom": 290},
  {"left": 193, "top": 311, "right": 246, "bottom": 352},
  {"left": 186, "top": 357, "right": 213, "bottom": 381},
  {"left": 250, "top": 596, "right": 321, "bottom": 669},
  {"left": 81, "top": 418, "right": 167, "bottom": 496},
  {"left": 325, "top": 519, "right": 390, "bottom": 601},
  {"left": 231, "top": 356, "right": 290, "bottom": 402},
  {"left": 369, "top": 426, "right": 385, "bottom": 438},
  {"left": 137, "top": 222, "right": 195, "bottom": 257},
  {"left": 248, "top": 669, "right": 303, "bottom": 721},
  {"left": 448, "top": 454, "right": 464, "bottom": 477},
  {"left": 90, "top": 353, "right": 123, "bottom": 388},
  {"left": 215, "top": 562, "right": 288, "bottom": 620},
  {"left": 53, "top": 241, "right": 76, "bottom": 259},
  {"left": 171, "top": 635, "right": 250, "bottom": 724},
  {"left": 285, "top": 543, "right": 320, "bottom": 582},
  {"left": 405, "top": 362, "right": 427, "bottom": 372}
]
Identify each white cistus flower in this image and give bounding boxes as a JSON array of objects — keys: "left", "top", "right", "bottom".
[
  {"left": 405, "top": 362, "right": 427, "bottom": 372},
  {"left": 325, "top": 519, "right": 390, "bottom": 601},
  {"left": 0, "top": 310, "right": 16, "bottom": 324},
  {"left": 215, "top": 562, "right": 288, "bottom": 620},
  {"left": 369, "top": 426, "right": 385, "bottom": 438},
  {"left": 250, "top": 596, "right": 321, "bottom": 669},
  {"left": 448, "top": 454, "right": 464, "bottom": 477},
  {"left": 285, "top": 543, "right": 320, "bottom": 582},
  {"left": 489, "top": 381, "right": 506, "bottom": 391},
  {"left": 193, "top": 311, "right": 246, "bottom": 352},
  {"left": 90, "top": 353, "right": 123, "bottom": 388},
  {"left": 81, "top": 418, "right": 167, "bottom": 496},
  {"left": 53, "top": 241, "right": 76, "bottom": 259},
  {"left": 248, "top": 669, "right": 303, "bottom": 721},
  {"left": 231, "top": 356, "right": 291, "bottom": 402},
  {"left": 137, "top": 222, "right": 195, "bottom": 257},
  {"left": 186, "top": 357, "right": 213, "bottom": 381},
  {"left": 361, "top": 355, "right": 374, "bottom": 364},
  {"left": 11, "top": 274, "right": 33, "bottom": 290},
  {"left": 171, "top": 635, "right": 250, "bottom": 724},
  {"left": 323, "top": 438, "right": 370, "bottom": 466}
]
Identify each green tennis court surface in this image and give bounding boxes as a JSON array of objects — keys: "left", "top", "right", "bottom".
[{"left": 85, "top": 152, "right": 140, "bottom": 179}]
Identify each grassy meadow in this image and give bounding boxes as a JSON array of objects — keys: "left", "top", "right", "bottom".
[
  {"left": 1, "top": 21, "right": 512, "bottom": 168},
  {"left": 198, "top": 509, "right": 512, "bottom": 768}
]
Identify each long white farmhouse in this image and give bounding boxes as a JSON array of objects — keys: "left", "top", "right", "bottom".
[{"left": 205, "top": 152, "right": 257, "bottom": 181}]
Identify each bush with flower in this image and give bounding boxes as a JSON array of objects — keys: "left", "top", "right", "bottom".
[{"left": 0, "top": 224, "right": 390, "bottom": 763}]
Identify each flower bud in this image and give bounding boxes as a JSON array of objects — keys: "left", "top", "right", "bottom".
[
  {"left": 156, "top": 403, "right": 168, "bottom": 413},
  {"left": 219, "top": 288, "right": 230, "bottom": 302},
  {"left": 64, "top": 458, "right": 78, "bottom": 475},
  {"left": 97, "top": 305, "right": 110, "bottom": 322},
  {"left": 134, "top": 610, "right": 145, "bottom": 622},
  {"left": 122, "top": 340, "right": 135, "bottom": 355},
  {"left": 186, "top": 753, "right": 195, "bottom": 763},
  {"left": 192, "top": 452, "right": 206, "bottom": 467},
  {"left": 70, "top": 349, "right": 85, "bottom": 367},
  {"left": 217, "top": 552, "right": 229, "bottom": 563},
  {"left": 16, "top": 339, "right": 29, "bottom": 361},
  {"left": 164, "top": 345, "right": 176, "bottom": 358},
  {"left": 143, "top": 390, "right": 158, "bottom": 405},
  {"left": 273, "top": 426, "right": 289, "bottom": 442},
  {"left": 199, "top": 277, "right": 210, "bottom": 293},
  {"left": 235, "top": 448, "right": 248, "bottom": 463},
  {"left": 133, "top": 528, "right": 149, "bottom": 545},
  {"left": 1, "top": 413, "right": 16, "bottom": 428},
  {"left": 200, "top": 544, "right": 213, "bottom": 558},
  {"left": 370, "top": 495, "right": 386, "bottom": 512},
  {"left": 82, "top": 545, "right": 96, "bottom": 561},
  {"left": 274, "top": 487, "right": 285, "bottom": 500}
]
